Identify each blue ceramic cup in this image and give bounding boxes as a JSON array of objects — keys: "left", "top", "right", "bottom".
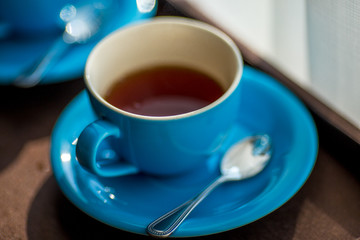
[{"left": 76, "top": 17, "right": 243, "bottom": 177}]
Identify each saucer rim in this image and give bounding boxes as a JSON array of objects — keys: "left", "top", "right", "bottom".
[{"left": 50, "top": 66, "right": 318, "bottom": 237}]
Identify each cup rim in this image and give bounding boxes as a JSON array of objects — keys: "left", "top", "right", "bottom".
[{"left": 85, "top": 16, "right": 243, "bottom": 121}]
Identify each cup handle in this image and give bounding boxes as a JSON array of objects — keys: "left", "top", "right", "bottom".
[{"left": 76, "top": 120, "right": 139, "bottom": 177}]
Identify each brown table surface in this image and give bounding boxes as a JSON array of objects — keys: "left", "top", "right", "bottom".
[{"left": 1, "top": 1, "right": 360, "bottom": 239}]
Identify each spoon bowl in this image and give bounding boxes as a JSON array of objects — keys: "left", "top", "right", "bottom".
[
  {"left": 147, "top": 134, "right": 272, "bottom": 238},
  {"left": 221, "top": 134, "right": 271, "bottom": 180}
]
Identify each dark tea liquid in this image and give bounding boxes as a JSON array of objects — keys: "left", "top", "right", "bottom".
[{"left": 105, "top": 66, "right": 225, "bottom": 116}]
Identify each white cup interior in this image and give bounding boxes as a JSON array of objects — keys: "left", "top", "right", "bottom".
[{"left": 85, "top": 17, "right": 242, "bottom": 118}]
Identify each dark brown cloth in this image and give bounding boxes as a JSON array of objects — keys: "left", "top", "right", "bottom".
[{"left": 1, "top": 1, "right": 359, "bottom": 239}]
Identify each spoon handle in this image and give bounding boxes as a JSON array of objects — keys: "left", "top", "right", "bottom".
[
  {"left": 147, "top": 176, "right": 227, "bottom": 238},
  {"left": 13, "top": 35, "right": 69, "bottom": 88}
]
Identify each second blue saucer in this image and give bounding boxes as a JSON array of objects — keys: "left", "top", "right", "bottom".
[{"left": 0, "top": 1, "right": 157, "bottom": 85}]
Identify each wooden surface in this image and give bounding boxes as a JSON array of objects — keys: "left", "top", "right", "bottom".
[{"left": 0, "top": 1, "right": 359, "bottom": 239}]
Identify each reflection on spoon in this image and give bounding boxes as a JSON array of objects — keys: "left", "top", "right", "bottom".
[
  {"left": 147, "top": 134, "right": 272, "bottom": 238},
  {"left": 136, "top": 0, "right": 156, "bottom": 13}
]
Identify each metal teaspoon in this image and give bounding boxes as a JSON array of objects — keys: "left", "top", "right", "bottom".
[{"left": 147, "top": 134, "right": 272, "bottom": 238}]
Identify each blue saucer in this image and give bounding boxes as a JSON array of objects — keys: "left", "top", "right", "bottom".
[
  {"left": 0, "top": 1, "right": 157, "bottom": 85},
  {"left": 50, "top": 66, "right": 318, "bottom": 237}
]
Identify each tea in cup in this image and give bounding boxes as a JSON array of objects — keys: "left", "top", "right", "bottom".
[
  {"left": 105, "top": 65, "right": 225, "bottom": 116},
  {"left": 76, "top": 17, "right": 243, "bottom": 177}
]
